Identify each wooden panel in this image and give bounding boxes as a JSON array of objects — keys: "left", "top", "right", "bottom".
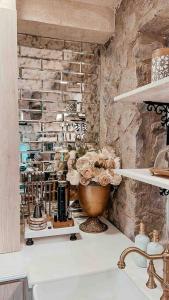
[
  {"left": 0, "top": 282, "right": 23, "bottom": 300},
  {"left": 0, "top": 4, "right": 20, "bottom": 253}
]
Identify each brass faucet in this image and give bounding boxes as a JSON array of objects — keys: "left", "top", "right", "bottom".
[{"left": 117, "top": 246, "right": 169, "bottom": 300}]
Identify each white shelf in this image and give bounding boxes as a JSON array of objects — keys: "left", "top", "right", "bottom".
[
  {"left": 19, "top": 98, "right": 58, "bottom": 103},
  {"left": 19, "top": 120, "right": 63, "bottom": 124},
  {"left": 19, "top": 109, "right": 59, "bottom": 113},
  {"left": 21, "top": 141, "right": 57, "bottom": 143},
  {"left": 114, "top": 77, "right": 169, "bottom": 103},
  {"left": 25, "top": 219, "right": 79, "bottom": 239},
  {"left": 31, "top": 161, "right": 55, "bottom": 164},
  {"left": 115, "top": 168, "right": 169, "bottom": 190}
]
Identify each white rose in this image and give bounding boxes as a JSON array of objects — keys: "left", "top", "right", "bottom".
[
  {"left": 110, "top": 174, "right": 122, "bottom": 186},
  {"left": 101, "top": 147, "right": 116, "bottom": 160},
  {"left": 114, "top": 157, "right": 121, "bottom": 169},
  {"left": 67, "top": 170, "right": 80, "bottom": 186},
  {"left": 69, "top": 150, "right": 76, "bottom": 160}
]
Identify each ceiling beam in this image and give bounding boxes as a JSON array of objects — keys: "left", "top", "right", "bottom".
[{"left": 17, "top": 0, "right": 115, "bottom": 44}]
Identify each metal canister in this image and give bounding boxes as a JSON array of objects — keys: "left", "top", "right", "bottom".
[{"left": 152, "top": 48, "right": 169, "bottom": 82}]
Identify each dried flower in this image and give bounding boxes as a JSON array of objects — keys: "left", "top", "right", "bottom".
[
  {"left": 67, "top": 159, "right": 73, "bottom": 170},
  {"left": 110, "top": 174, "right": 122, "bottom": 186},
  {"left": 105, "top": 159, "right": 115, "bottom": 169},
  {"left": 101, "top": 147, "right": 116, "bottom": 160},
  {"left": 93, "top": 167, "right": 104, "bottom": 177},
  {"left": 76, "top": 158, "right": 90, "bottom": 172},
  {"left": 80, "top": 176, "right": 90, "bottom": 186},
  {"left": 81, "top": 166, "right": 93, "bottom": 179},
  {"left": 61, "top": 147, "right": 122, "bottom": 187},
  {"left": 97, "top": 172, "right": 111, "bottom": 186},
  {"left": 69, "top": 150, "right": 76, "bottom": 160},
  {"left": 94, "top": 159, "right": 106, "bottom": 169},
  {"left": 85, "top": 151, "right": 98, "bottom": 160},
  {"left": 108, "top": 169, "right": 114, "bottom": 177},
  {"left": 67, "top": 170, "right": 80, "bottom": 186},
  {"left": 114, "top": 157, "right": 120, "bottom": 169}
]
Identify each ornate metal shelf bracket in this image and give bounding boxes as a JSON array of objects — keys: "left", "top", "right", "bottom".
[
  {"left": 144, "top": 101, "right": 169, "bottom": 196},
  {"left": 159, "top": 188, "right": 169, "bottom": 196},
  {"left": 144, "top": 101, "right": 169, "bottom": 145}
]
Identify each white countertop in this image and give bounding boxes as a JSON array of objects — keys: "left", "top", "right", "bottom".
[{"left": 0, "top": 218, "right": 163, "bottom": 299}]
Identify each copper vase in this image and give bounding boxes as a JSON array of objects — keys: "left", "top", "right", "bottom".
[{"left": 79, "top": 183, "right": 110, "bottom": 233}]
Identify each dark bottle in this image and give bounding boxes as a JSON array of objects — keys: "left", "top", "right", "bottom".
[
  {"left": 54, "top": 211, "right": 58, "bottom": 222},
  {"left": 57, "top": 181, "right": 68, "bottom": 222}
]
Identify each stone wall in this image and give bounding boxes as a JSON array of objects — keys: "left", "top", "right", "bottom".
[
  {"left": 18, "top": 34, "right": 100, "bottom": 170},
  {"left": 100, "top": 0, "right": 169, "bottom": 239}
]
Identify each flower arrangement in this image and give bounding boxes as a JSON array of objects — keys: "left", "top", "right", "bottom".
[{"left": 66, "top": 147, "right": 122, "bottom": 187}]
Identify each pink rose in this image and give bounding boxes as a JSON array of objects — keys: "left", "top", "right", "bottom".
[
  {"left": 110, "top": 174, "right": 122, "bottom": 186},
  {"left": 81, "top": 167, "right": 93, "bottom": 179},
  {"left": 97, "top": 173, "right": 111, "bottom": 186},
  {"left": 76, "top": 158, "right": 89, "bottom": 172},
  {"left": 80, "top": 176, "right": 90, "bottom": 186},
  {"left": 106, "top": 159, "right": 115, "bottom": 169},
  {"left": 67, "top": 159, "right": 74, "bottom": 170},
  {"left": 93, "top": 168, "right": 103, "bottom": 177},
  {"left": 108, "top": 169, "right": 114, "bottom": 177}
]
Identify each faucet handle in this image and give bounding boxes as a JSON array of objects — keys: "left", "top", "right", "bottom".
[
  {"left": 117, "top": 260, "right": 126, "bottom": 269},
  {"left": 146, "top": 260, "right": 157, "bottom": 289}
]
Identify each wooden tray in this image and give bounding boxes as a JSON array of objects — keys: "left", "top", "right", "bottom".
[
  {"left": 53, "top": 219, "right": 74, "bottom": 229},
  {"left": 150, "top": 168, "right": 169, "bottom": 177}
]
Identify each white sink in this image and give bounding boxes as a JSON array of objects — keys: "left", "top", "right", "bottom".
[{"left": 33, "top": 269, "right": 148, "bottom": 300}]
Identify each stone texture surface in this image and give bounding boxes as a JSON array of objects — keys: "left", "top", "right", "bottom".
[
  {"left": 100, "top": 0, "right": 169, "bottom": 239},
  {"left": 18, "top": 34, "right": 100, "bottom": 145}
]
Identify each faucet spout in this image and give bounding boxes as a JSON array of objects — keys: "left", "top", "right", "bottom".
[{"left": 117, "top": 246, "right": 163, "bottom": 270}]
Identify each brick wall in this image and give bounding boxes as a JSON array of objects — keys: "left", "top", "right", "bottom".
[{"left": 18, "top": 34, "right": 100, "bottom": 171}]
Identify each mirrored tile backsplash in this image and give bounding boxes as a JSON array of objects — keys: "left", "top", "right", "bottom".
[{"left": 18, "top": 34, "right": 100, "bottom": 172}]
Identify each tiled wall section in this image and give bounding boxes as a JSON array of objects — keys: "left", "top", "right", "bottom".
[{"left": 18, "top": 34, "right": 100, "bottom": 149}]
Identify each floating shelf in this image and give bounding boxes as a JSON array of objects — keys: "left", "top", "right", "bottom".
[
  {"left": 21, "top": 141, "right": 57, "bottom": 143},
  {"left": 19, "top": 98, "right": 58, "bottom": 103},
  {"left": 20, "top": 150, "right": 41, "bottom": 153},
  {"left": 19, "top": 109, "right": 62, "bottom": 114},
  {"left": 19, "top": 161, "right": 55, "bottom": 167},
  {"left": 115, "top": 168, "right": 169, "bottom": 190},
  {"left": 37, "top": 130, "right": 70, "bottom": 133},
  {"left": 31, "top": 161, "right": 55, "bottom": 164},
  {"left": 19, "top": 120, "right": 64, "bottom": 124},
  {"left": 114, "top": 77, "right": 169, "bottom": 103},
  {"left": 40, "top": 151, "right": 55, "bottom": 154}
]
